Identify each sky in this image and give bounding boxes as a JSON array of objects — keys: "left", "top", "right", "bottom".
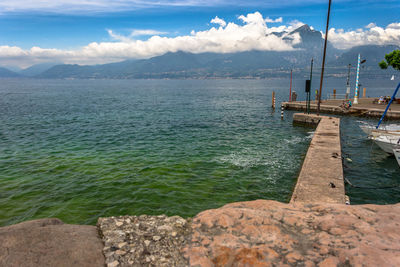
[{"left": 0, "top": 0, "right": 399, "bottom": 68}]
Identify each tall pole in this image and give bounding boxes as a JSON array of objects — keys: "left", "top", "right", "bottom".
[
  {"left": 354, "top": 53, "right": 361, "bottom": 104},
  {"left": 289, "top": 69, "right": 293, "bottom": 102},
  {"left": 308, "top": 58, "right": 314, "bottom": 113},
  {"left": 346, "top": 64, "right": 351, "bottom": 99},
  {"left": 317, "top": 0, "right": 332, "bottom": 115}
]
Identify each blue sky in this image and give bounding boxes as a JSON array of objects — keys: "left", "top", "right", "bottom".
[{"left": 0, "top": 0, "right": 399, "bottom": 68}]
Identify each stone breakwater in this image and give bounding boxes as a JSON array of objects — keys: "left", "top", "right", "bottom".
[{"left": 96, "top": 200, "right": 400, "bottom": 267}]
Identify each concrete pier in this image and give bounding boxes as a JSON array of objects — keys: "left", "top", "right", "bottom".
[
  {"left": 283, "top": 98, "right": 400, "bottom": 119},
  {"left": 291, "top": 113, "right": 346, "bottom": 204}
]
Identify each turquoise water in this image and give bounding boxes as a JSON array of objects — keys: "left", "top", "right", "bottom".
[
  {"left": 1, "top": 78, "right": 399, "bottom": 227},
  {"left": 0, "top": 79, "right": 312, "bottom": 226}
]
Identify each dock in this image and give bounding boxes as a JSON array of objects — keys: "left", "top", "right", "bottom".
[
  {"left": 283, "top": 98, "right": 400, "bottom": 119},
  {"left": 291, "top": 113, "right": 346, "bottom": 204}
]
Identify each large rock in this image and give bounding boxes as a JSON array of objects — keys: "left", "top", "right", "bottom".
[
  {"left": 0, "top": 218, "right": 104, "bottom": 267},
  {"left": 185, "top": 200, "right": 400, "bottom": 266},
  {"left": 3, "top": 200, "right": 400, "bottom": 266}
]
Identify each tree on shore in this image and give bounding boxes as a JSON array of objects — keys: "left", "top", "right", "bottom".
[{"left": 379, "top": 49, "right": 400, "bottom": 71}]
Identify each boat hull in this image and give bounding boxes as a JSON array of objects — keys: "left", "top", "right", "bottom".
[
  {"left": 360, "top": 124, "right": 400, "bottom": 137},
  {"left": 394, "top": 149, "right": 400, "bottom": 167},
  {"left": 373, "top": 135, "right": 400, "bottom": 154}
]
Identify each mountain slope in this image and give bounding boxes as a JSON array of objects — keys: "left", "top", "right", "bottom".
[
  {"left": 20, "top": 62, "right": 62, "bottom": 77},
  {"left": 0, "top": 67, "right": 21, "bottom": 78}
]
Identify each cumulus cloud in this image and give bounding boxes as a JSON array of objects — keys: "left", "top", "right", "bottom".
[
  {"left": 365, "top": 22, "right": 376, "bottom": 29},
  {"left": 265, "top": 17, "right": 283, "bottom": 23},
  {"left": 2, "top": 12, "right": 400, "bottom": 68},
  {"left": 328, "top": 22, "right": 400, "bottom": 49},
  {"left": 211, "top": 16, "right": 226, "bottom": 28},
  {"left": 0, "top": 12, "right": 301, "bottom": 67}
]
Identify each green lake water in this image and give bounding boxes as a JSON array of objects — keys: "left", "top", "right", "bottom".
[{"left": 0, "top": 78, "right": 399, "bottom": 226}]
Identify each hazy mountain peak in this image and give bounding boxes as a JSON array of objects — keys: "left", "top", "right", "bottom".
[{"left": 292, "top": 24, "right": 311, "bottom": 33}]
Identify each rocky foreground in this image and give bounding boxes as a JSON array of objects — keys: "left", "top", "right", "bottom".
[{"left": 1, "top": 200, "right": 400, "bottom": 266}]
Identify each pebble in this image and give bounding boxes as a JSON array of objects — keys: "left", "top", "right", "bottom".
[
  {"left": 153, "top": 235, "right": 161, "bottom": 241},
  {"left": 107, "top": 260, "right": 119, "bottom": 267},
  {"left": 117, "top": 242, "right": 127, "bottom": 248}
]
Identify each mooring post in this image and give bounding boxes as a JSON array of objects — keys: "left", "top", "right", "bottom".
[
  {"left": 363, "top": 88, "right": 366, "bottom": 98},
  {"left": 333, "top": 89, "right": 336, "bottom": 99},
  {"left": 272, "top": 91, "right": 276, "bottom": 109}
]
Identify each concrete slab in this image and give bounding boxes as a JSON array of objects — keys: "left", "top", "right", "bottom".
[
  {"left": 0, "top": 218, "right": 105, "bottom": 267},
  {"left": 291, "top": 114, "right": 346, "bottom": 204},
  {"left": 283, "top": 98, "right": 400, "bottom": 119}
]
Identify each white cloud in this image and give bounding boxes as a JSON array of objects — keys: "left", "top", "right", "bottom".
[
  {"left": 365, "top": 22, "right": 376, "bottom": 29},
  {"left": 328, "top": 22, "right": 400, "bottom": 49},
  {"left": 2, "top": 13, "right": 399, "bottom": 68},
  {"left": 108, "top": 29, "right": 168, "bottom": 42},
  {"left": 210, "top": 16, "right": 226, "bottom": 28},
  {"left": 388, "top": 23, "right": 400, "bottom": 29},
  {"left": 130, "top": 29, "right": 168, "bottom": 36},
  {"left": 265, "top": 17, "right": 283, "bottom": 23},
  {"left": 0, "top": 12, "right": 301, "bottom": 67}
]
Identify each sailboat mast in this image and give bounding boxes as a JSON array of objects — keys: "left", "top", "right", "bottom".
[{"left": 317, "top": 0, "right": 332, "bottom": 115}]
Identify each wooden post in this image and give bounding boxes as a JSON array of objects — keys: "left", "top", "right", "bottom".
[
  {"left": 272, "top": 91, "right": 275, "bottom": 109},
  {"left": 333, "top": 89, "right": 336, "bottom": 99},
  {"left": 363, "top": 88, "right": 366, "bottom": 98}
]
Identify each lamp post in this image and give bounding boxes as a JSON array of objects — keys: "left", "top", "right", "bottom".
[
  {"left": 354, "top": 55, "right": 366, "bottom": 105},
  {"left": 346, "top": 64, "right": 351, "bottom": 100}
]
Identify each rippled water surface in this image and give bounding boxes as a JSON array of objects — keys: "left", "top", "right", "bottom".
[
  {"left": 1, "top": 78, "right": 399, "bottom": 226},
  {"left": 0, "top": 79, "right": 313, "bottom": 226}
]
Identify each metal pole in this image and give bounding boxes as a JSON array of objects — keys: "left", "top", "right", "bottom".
[
  {"left": 308, "top": 58, "right": 314, "bottom": 113},
  {"left": 376, "top": 82, "right": 400, "bottom": 129},
  {"left": 289, "top": 69, "right": 292, "bottom": 102},
  {"left": 346, "top": 64, "right": 351, "bottom": 99},
  {"left": 354, "top": 54, "right": 361, "bottom": 104},
  {"left": 317, "top": 0, "right": 332, "bottom": 115}
]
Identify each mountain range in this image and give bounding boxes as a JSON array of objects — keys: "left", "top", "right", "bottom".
[{"left": 1, "top": 25, "right": 398, "bottom": 79}]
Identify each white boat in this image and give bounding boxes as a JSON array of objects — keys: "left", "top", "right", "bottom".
[
  {"left": 359, "top": 122, "right": 400, "bottom": 137},
  {"left": 394, "top": 148, "right": 400, "bottom": 167},
  {"left": 373, "top": 134, "right": 400, "bottom": 154},
  {"left": 391, "top": 75, "right": 395, "bottom": 81}
]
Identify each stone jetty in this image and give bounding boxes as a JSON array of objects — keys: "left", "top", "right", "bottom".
[
  {"left": 282, "top": 98, "right": 400, "bottom": 119},
  {"left": 291, "top": 114, "right": 346, "bottom": 204}
]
